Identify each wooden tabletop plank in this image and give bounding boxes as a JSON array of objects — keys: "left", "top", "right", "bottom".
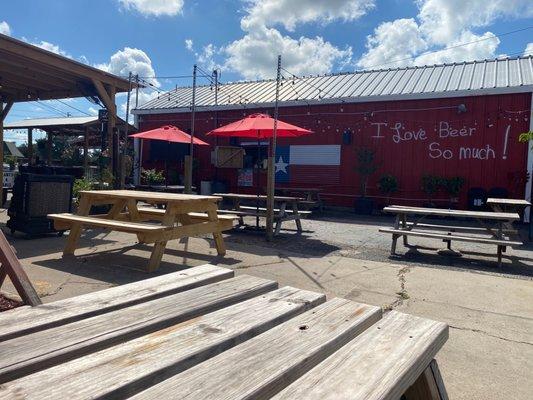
[
  {"left": 80, "top": 190, "right": 222, "bottom": 203},
  {"left": 384, "top": 205, "right": 520, "bottom": 221},
  {"left": 0, "top": 287, "right": 326, "bottom": 400},
  {"left": 486, "top": 198, "right": 531, "bottom": 206},
  {"left": 0, "top": 264, "right": 234, "bottom": 341},
  {"left": 213, "top": 193, "right": 304, "bottom": 202},
  {"left": 273, "top": 311, "right": 448, "bottom": 400},
  {"left": 130, "top": 298, "right": 382, "bottom": 400},
  {"left": 0, "top": 275, "right": 277, "bottom": 383}
]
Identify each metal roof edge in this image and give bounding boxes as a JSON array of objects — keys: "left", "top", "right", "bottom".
[{"left": 132, "top": 85, "right": 533, "bottom": 116}]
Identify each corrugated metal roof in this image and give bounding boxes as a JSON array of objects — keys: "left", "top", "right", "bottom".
[
  {"left": 135, "top": 56, "right": 533, "bottom": 114},
  {"left": 4, "top": 116, "right": 97, "bottom": 129}
]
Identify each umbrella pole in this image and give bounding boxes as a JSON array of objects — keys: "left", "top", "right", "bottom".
[
  {"left": 266, "top": 55, "right": 282, "bottom": 240},
  {"left": 256, "top": 137, "right": 260, "bottom": 229}
]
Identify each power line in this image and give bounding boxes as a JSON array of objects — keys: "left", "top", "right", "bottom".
[
  {"left": 36, "top": 100, "right": 69, "bottom": 117},
  {"left": 55, "top": 99, "right": 91, "bottom": 116}
]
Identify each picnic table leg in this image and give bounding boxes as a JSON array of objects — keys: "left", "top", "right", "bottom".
[
  {"left": 401, "top": 214, "right": 409, "bottom": 246},
  {"left": 292, "top": 201, "right": 303, "bottom": 233},
  {"left": 403, "top": 359, "right": 448, "bottom": 400},
  {"left": 146, "top": 205, "right": 178, "bottom": 272},
  {"left": 274, "top": 202, "right": 287, "bottom": 236},
  {"left": 63, "top": 195, "right": 92, "bottom": 255},
  {"left": 207, "top": 204, "right": 226, "bottom": 256}
]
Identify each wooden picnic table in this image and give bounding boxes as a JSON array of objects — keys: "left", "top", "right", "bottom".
[
  {"left": 486, "top": 198, "right": 531, "bottom": 232},
  {"left": 380, "top": 205, "right": 523, "bottom": 267},
  {"left": 0, "top": 264, "right": 449, "bottom": 399},
  {"left": 276, "top": 187, "right": 324, "bottom": 211},
  {"left": 214, "top": 192, "right": 311, "bottom": 235},
  {"left": 48, "top": 190, "right": 234, "bottom": 272}
]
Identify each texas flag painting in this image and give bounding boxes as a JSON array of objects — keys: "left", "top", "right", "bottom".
[{"left": 275, "top": 145, "right": 341, "bottom": 184}]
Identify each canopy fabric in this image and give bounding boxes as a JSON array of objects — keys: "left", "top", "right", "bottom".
[
  {"left": 130, "top": 125, "right": 209, "bottom": 145},
  {"left": 206, "top": 113, "right": 312, "bottom": 138}
]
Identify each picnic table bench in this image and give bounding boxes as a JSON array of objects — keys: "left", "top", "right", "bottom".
[
  {"left": 0, "top": 264, "right": 449, "bottom": 399},
  {"left": 380, "top": 205, "right": 523, "bottom": 267},
  {"left": 214, "top": 192, "right": 311, "bottom": 235},
  {"left": 48, "top": 190, "right": 235, "bottom": 272}
]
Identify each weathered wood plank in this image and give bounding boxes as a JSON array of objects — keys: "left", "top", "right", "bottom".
[
  {"left": 130, "top": 298, "right": 382, "bottom": 400},
  {"left": 0, "top": 264, "right": 233, "bottom": 341},
  {"left": 273, "top": 311, "right": 448, "bottom": 400},
  {"left": 383, "top": 206, "right": 519, "bottom": 221},
  {"left": 0, "top": 287, "right": 325, "bottom": 400},
  {"left": 0, "top": 275, "right": 277, "bottom": 382},
  {"left": 48, "top": 213, "right": 170, "bottom": 233}
]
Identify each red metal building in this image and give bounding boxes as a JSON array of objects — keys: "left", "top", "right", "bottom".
[{"left": 133, "top": 56, "right": 533, "bottom": 209}]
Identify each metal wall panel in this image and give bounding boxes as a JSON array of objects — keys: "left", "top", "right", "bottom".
[{"left": 138, "top": 92, "right": 531, "bottom": 208}]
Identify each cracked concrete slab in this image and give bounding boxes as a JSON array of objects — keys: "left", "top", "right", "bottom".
[{"left": 1, "top": 210, "right": 533, "bottom": 400}]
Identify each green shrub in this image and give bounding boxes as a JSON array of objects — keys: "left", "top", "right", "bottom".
[
  {"left": 73, "top": 178, "right": 93, "bottom": 206},
  {"left": 441, "top": 177, "right": 465, "bottom": 198},
  {"left": 421, "top": 174, "right": 441, "bottom": 200},
  {"left": 355, "top": 148, "right": 378, "bottom": 197},
  {"left": 141, "top": 168, "right": 165, "bottom": 185}
]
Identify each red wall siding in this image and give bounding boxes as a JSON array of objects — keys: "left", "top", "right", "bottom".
[{"left": 138, "top": 93, "right": 531, "bottom": 208}]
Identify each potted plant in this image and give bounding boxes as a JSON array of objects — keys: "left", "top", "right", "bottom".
[
  {"left": 378, "top": 174, "right": 398, "bottom": 205},
  {"left": 441, "top": 176, "right": 465, "bottom": 208},
  {"left": 354, "top": 148, "right": 378, "bottom": 214},
  {"left": 141, "top": 168, "right": 165, "bottom": 186},
  {"left": 421, "top": 174, "right": 441, "bottom": 207}
]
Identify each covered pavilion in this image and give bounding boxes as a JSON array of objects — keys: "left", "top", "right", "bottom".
[{"left": 0, "top": 33, "right": 137, "bottom": 196}]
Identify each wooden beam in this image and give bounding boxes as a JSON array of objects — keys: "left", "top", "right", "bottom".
[
  {"left": 0, "top": 100, "right": 13, "bottom": 121},
  {"left": 0, "top": 36, "right": 132, "bottom": 91},
  {"left": 91, "top": 79, "right": 114, "bottom": 111},
  {"left": 46, "top": 131, "right": 52, "bottom": 165},
  {"left": 0, "top": 230, "right": 41, "bottom": 306},
  {"left": 0, "top": 100, "right": 13, "bottom": 205},
  {"left": 27, "top": 128, "right": 33, "bottom": 165}
]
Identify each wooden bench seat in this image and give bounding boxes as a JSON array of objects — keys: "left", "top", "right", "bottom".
[
  {"left": 48, "top": 213, "right": 170, "bottom": 234},
  {"left": 379, "top": 228, "right": 522, "bottom": 246},
  {"left": 405, "top": 222, "right": 517, "bottom": 235},
  {"left": 379, "top": 227, "right": 522, "bottom": 267},
  {"left": 238, "top": 205, "right": 312, "bottom": 215}
]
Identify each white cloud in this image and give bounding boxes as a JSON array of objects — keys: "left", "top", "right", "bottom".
[
  {"left": 34, "top": 40, "right": 71, "bottom": 57},
  {"left": 185, "top": 39, "right": 193, "bottom": 51},
  {"left": 0, "top": 21, "right": 10, "bottom": 35},
  {"left": 242, "top": 0, "right": 375, "bottom": 31},
  {"left": 225, "top": 26, "right": 352, "bottom": 79},
  {"left": 119, "top": 0, "right": 184, "bottom": 17},
  {"left": 358, "top": 19, "right": 427, "bottom": 69},
  {"left": 97, "top": 47, "right": 159, "bottom": 88},
  {"left": 414, "top": 31, "right": 500, "bottom": 65},
  {"left": 96, "top": 47, "right": 161, "bottom": 113},
  {"left": 223, "top": 0, "right": 367, "bottom": 79},
  {"left": 525, "top": 43, "right": 533, "bottom": 56},
  {"left": 417, "top": 0, "right": 533, "bottom": 45},
  {"left": 88, "top": 107, "right": 98, "bottom": 116},
  {"left": 358, "top": 0, "right": 527, "bottom": 69}
]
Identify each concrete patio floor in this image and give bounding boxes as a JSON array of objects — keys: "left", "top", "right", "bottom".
[{"left": 1, "top": 209, "right": 532, "bottom": 400}]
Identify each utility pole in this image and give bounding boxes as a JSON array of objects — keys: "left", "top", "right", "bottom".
[
  {"left": 133, "top": 74, "right": 141, "bottom": 185},
  {"left": 266, "top": 55, "right": 282, "bottom": 241},
  {"left": 120, "top": 71, "right": 133, "bottom": 188},
  {"left": 185, "top": 64, "right": 197, "bottom": 193}
]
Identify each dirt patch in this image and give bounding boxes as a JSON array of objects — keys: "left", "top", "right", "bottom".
[{"left": 0, "top": 293, "right": 22, "bottom": 312}]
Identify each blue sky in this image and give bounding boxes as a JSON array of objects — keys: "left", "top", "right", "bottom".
[{"left": 1, "top": 0, "right": 532, "bottom": 143}]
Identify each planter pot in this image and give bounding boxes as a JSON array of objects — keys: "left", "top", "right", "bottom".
[{"left": 354, "top": 197, "right": 374, "bottom": 215}]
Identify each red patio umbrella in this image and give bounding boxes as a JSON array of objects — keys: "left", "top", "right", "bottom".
[
  {"left": 207, "top": 113, "right": 312, "bottom": 229},
  {"left": 130, "top": 125, "right": 209, "bottom": 186},
  {"left": 206, "top": 113, "right": 312, "bottom": 138}
]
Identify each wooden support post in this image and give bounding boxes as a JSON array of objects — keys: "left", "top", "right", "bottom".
[
  {"left": 27, "top": 127, "right": 33, "bottom": 165},
  {"left": 92, "top": 79, "right": 116, "bottom": 172},
  {"left": 0, "top": 100, "right": 13, "bottom": 204},
  {"left": 46, "top": 131, "right": 52, "bottom": 165},
  {"left": 83, "top": 126, "right": 89, "bottom": 176}
]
